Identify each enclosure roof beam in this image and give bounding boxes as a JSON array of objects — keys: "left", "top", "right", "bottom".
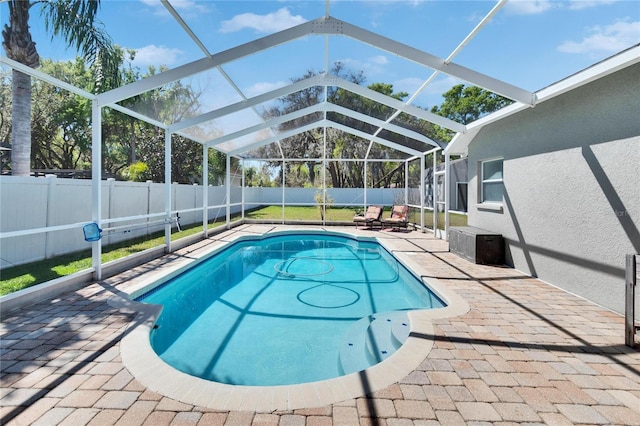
[
  {"left": 203, "top": 103, "right": 326, "bottom": 147},
  {"left": 106, "top": 103, "right": 169, "bottom": 130},
  {"left": 327, "top": 120, "right": 422, "bottom": 157},
  {"left": 203, "top": 101, "right": 438, "bottom": 151},
  {"left": 172, "top": 73, "right": 463, "bottom": 138},
  {"left": 227, "top": 121, "right": 322, "bottom": 155},
  {"left": 97, "top": 14, "right": 534, "bottom": 117},
  {"left": 369, "top": 0, "right": 507, "bottom": 147},
  {"left": 325, "top": 103, "right": 442, "bottom": 148},
  {"left": 227, "top": 118, "right": 421, "bottom": 157},
  {"left": 334, "top": 77, "right": 465, "bottom": 132},
  {"left": 319, "top": 17, "right": 535, "bottom": 105},
  {"left": 97, "top": 18, "right": 321, "bottom": 105},
  {"left": 1, "top": 55, "right": 95, "bottom": 100},
  {"left": 169, "top": 74, "right": 327, "bottom": 132},
  {"left": 161, "top": 0, "right": 212, "bottom": 58}
]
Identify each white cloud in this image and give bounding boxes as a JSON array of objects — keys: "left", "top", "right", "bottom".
[
  {"left": 558, "top": 19, "right": 640, "bottom": 54},
  {"left": 504, "top": 1, "right": 555, "bottom": 15},
  {"left": 368, "top": 55, "right": 389, "bottom": 65},
  {"left": 131, "top": 45, "right": 184, "bottom": 67},
  {"left": 335, "top": 55, "right": 390, "bottom": 76},
  {"left": 243, "top": 80, "right": 289, "bottom": 98},
  {"left": 505, "top": 0, "right": 621, "bottom": 15},
  {"left": 567, "top": 0, "right": 617, "bottom": 11},
  {"left": 219, "top": 7, "right": 307, "bottom": 34},
  {"left": 139, "top": 0, "right": 210, "bottom": 16}
]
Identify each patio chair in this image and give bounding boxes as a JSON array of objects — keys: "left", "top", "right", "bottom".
[
  {"left": 381, "top": 205, "right": 409, "bottom": 230},
  {"left": 353, "top": 205, "right": 383, "bottom": 229}
]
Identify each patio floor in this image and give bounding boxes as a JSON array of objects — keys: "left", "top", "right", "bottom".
[{"left": 1, "top": 224, "right": 639, "bottom": 425}]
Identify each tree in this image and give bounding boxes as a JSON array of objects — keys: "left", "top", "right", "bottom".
[
  {"left": 31, "top": 58, "right": 94, "bottom": 170},
  {"left": 259, "top": 63, "right": 435, "bottom": 189},
  {"left": 98, "top": 59, "right": 208, "bottom": 183},
  {"left": 2, "top": 0, "right": 119, "bottom": 176},
  {"left": 327, "top": 80, "right": 431, "bottom": 188},
  {"left": 8, "top": 49, "right": 207, "bottom": 182},
  {"left": 431, "top": 84, "right": 514, "bottom": 142},
  {"left": 0, "top": 69, "right": 11, "bottom": 172}
]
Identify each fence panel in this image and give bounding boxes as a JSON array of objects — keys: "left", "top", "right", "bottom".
[
  {"left": 1, "top": 177, "right": 49, "bottom": 267},
  {"left": 105, "top": 180, "right": 152, "bottom": 245},
  {"left": 46, "top": 178, "right": 94, "bottom": 256}
]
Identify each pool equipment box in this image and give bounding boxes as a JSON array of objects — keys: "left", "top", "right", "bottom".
[{"left": 449, "top": 226, "right": 504, "bottom": 265}]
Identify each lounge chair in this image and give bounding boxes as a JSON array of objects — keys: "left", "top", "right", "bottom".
[
  {"left": 381, "top": 205, "right": 409, "bottom": 230},
  {"left": 353, "top": 205, "right": 383, "bottom": 229}
]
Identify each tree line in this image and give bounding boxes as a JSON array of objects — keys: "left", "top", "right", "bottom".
[{"left": 0, "top": 53, "right": 210, "bottom": 183}]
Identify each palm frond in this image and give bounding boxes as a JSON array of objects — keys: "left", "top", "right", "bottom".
[{"left": 40, "top": 0, "right": 120, "bottom": 91}]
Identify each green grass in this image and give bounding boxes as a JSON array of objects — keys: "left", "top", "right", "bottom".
[
  {"left": 0, "top": 220, "right": 227, "bottom": 296},
  {"left": 244, "top": 205, "right": 468, "bottom": 228},
  {"left": 245, "top": 205, "right": 359, "bottom": 221},
  {"left": 408, "top": 210, "right": 468, "bottom": 229},
  {"left": 0, "top": 206, "right": 466, "bottom": 296}
]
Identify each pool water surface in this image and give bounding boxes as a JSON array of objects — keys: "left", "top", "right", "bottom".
[{"left": 137, "top": 233, "right": 445, "bottom": 386}]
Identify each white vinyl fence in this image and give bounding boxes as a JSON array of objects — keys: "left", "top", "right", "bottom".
[
  {"left": 0, "top": 176, "right": 414, "bottom": 269},
  {"left": 0, "top": 176, "right": 240, "bottom": 268}
]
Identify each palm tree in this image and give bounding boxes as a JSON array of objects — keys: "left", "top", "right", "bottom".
[{"left": 2, "top": 0, "right": 120, "bottom": 176}]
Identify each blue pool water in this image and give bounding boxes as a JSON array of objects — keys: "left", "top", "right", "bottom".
[{"left": 137, "top": 233, "right": 445, "bottom": 386}]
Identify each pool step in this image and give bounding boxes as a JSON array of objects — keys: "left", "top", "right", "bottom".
[
  {"left": 390, "top": 314, "right": 411, "bottom": 345},
  {"left": 338, "top": 311, "right": 410, "bottom": 375}
]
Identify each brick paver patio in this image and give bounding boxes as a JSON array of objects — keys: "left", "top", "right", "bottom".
[{"left": 2, "top": 225, "right": 639, "bottom": 425}]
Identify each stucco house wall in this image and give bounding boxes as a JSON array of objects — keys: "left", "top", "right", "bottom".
[{"left": 466, "top": 62, "right": 640, "bottom": 315}]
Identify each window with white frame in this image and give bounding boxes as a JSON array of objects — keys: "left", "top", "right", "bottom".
[{"left": 480, "top": 158, "right": 503, "bottom": 203}]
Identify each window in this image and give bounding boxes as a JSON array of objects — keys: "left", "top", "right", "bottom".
[{"left": 481, "top": 159, "right": 503, "bottom": 203}]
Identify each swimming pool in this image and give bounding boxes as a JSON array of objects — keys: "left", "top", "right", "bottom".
[{"left": 136, "top": 232, "right": 445, "bottom": 386}]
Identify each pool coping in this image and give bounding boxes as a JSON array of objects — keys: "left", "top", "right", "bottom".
[{"left": 113, "top": 227, "right": 470, "bottom": 411}]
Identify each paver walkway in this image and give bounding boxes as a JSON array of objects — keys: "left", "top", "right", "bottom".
[{"left": 2, "top": 225, "right": 639, "bottom": 425}]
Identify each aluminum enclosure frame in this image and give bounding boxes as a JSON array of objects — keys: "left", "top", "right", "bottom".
[{"left": 2, "top": 0, "right": 569, "bottom": 280}]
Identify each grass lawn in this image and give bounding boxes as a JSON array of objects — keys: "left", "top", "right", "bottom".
[
  {"left": 244, "top": 206, "right": 468, "bottom": 227},
  {"left": 245, "top": 205, "right": 359, "bottom": 221},
  {"left": 0, "top": 206, "right": 466, "bottom": 295},
  {"left": 0, "top": 220, "right": 227, "bottom": 296}
]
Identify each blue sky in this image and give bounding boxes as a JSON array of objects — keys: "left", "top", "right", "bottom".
[{"left": 2, "top": 0, "right": 639, "bottom": 117}]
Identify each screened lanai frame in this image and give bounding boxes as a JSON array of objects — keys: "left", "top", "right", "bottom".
[{"left": 7, "top": 0, "right": 633, "bottom": 280}]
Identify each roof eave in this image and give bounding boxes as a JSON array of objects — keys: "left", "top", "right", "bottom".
[{"left": 445, "top": 44, "right": 640, "bottom": 157}]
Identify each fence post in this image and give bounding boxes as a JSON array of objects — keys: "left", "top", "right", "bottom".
[
  {"left": 107, "top": 178, "right": 116, "bottom": 246},
  {"left": 44, "top": 174, "right": 57, "bottom": 259},
  {"left": 146, "top": 180, "right": 152, "bottom": 236},
  {"left": 626, "top": 254, "right": 637, "bottom": 347}
]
